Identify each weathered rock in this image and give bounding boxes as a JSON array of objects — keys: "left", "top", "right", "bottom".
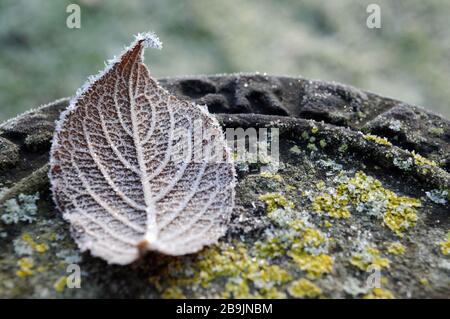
[{"left": 0, "top": 74, "right": 449, "bottom": 298}]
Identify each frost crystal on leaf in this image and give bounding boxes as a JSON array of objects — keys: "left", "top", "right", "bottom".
[{"left": 49, "top": 33, "right": 235, "bottom": 265}]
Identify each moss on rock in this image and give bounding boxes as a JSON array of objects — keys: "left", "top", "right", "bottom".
[{"left": 0, "top": 75, "right": 449, "bottom": 298}]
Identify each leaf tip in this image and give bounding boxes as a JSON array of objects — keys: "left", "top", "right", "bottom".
[{"left": 135, "top": 31, "right": 163, "bottom": 50}]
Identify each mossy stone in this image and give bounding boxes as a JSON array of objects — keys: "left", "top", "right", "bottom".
[{"left": 0, "top": 74, "right": 448, "bottom": 298}]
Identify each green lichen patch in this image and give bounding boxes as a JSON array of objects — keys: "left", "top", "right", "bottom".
[
  {"left": 363, "top": 134, "right": 392, "bottom": 147},
  {"left": 440, "top": 231, "right": 450, "bottom": 256},
  {"left": 312, "top": 192, "right": 350, "bottom": 219},
  {"left": 16, "top": 257, "right": 34, "bottom": 277},
  {"left": 312, "top": 172, "right": 421, "bottom": 237},
  {"left": 338, "top": 144, "right": 348, "bottom": 153},
  {"left": 427, "top": 126, "right": 444, "bottom": 136},
  {"left": 363, "top": 287, "right": 394, "bottom": 299},
  {"left": 53, "top": 276, "right": 68, "bottom": 293},
  {"left": 0, "top": 191, "right": 81, "bottom": 298},
  {"left": 259, "top": 193, "right": 294, "bottom": 214},
  {"left": 419, "top": 278, "right": 430, "bottom": 286},
  {"left": 319, "top": 139, "right": 327, "bottom": 148},
  {"left": 350, "top": 246, "right": 390, "bottom": 271},
  {"left": 411, "top": 151, "right": 437, "bottom": 167},
  {"left": 148, "top": 207, "right": 334, "bottom": 298},
  {"left": 259, "top": 172, "right": 283, "bottom": 182},
  {"left": 20, "top": 233, "right": 49, "bottom": 254},
  {"left": 307, "top": 143, "right": 318, "bottom": 152},
  {"left": 161, "top": 287, "right": 186, "bottom": 299},
  {"left": 12, "top": 231, "right": 52, "bottom": 257},
  {"left": 386, "top": 242, "right": 406, "bottom": 255},
  {"left": 288, "top": 278, "right": 322, "bottom": 298},
  {"left": 256, "top": 218, "right": 333, "bottom": 279},
  {"left": 289, "top": 252, "right": 333, "bottom": 279},
  {"left": 149, "top": 242, "right": 293, "bottom": 299},
  {"left": 289, "top": 145, "right": 302, "bottom": 155}
]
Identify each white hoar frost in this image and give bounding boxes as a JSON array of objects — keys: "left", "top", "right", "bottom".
[{"left": 49, "top": 33, "right": 235, "bottom": 265}]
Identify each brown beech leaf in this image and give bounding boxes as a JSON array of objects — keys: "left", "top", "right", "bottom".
[{"left": 49, "top": 33, "right": 235, "bottom": 265}]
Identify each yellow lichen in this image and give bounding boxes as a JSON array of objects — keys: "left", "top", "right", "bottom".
[
  {"left": 313, "top": 193, "right": 350, "bottom": 218},
  {"left": 301, "top": 131, "right": 310, "bottom": 140},
  {"left": 35, "top": 243, "right": 49, "bottom": 253},
  {"left": 440, "top": 231, "right": 450, "bottom": 255},
  {"left": 290, "top": 145, "right": 302, "bottom": 155},
  {"left": 315, "top": 181, "right": 326, "bottom": 190},
  {"left": 288, "top": 279, "right": 322, "bottom": 298},
  {"left": 363, "top": 134, "right": 392, "bottom": 146},
  {"left": 338, "top": 144, "right": 348, "bottom": 153},
  {"left": 285, "top": 185, "right": 297, "bottom": 192},
  {"left": 259, "top": 221, "right": 334, "bottom": 278},
  {"left": 383, "top": 197, "right": 420, "bottom": 237},
  {"left": 387, "top": 242, "right": 406, "bottom": 255},
  {"left": 363, "top": 288, "right": 394, "bottom": 299},
  {"left": 258, "top": 287, "right": 287, "bottom": 299},
  {"left": 260, "top": 172, "right": 283, "bottom": 182},
  {"left": 311, "top": 126, "right": 319, "bottom": 134},
  {"left": 256, "top": 221, "right": 331, "bottom": 279},
  {"left": 302, "top": 228, "right": 326, "bottom": 247},
  {"left": 16, "top": 257, "right": 34, "bottom": 277},
  {"left": 255, "top": 236, "right": 285, "bottom": 259},
  {"left": 313, "top": 172, "right": 420, "bottom": 236},
  {"left": 54, "top": 276, "right": 67, "bottom": 292},
  {"left": 285, "top": 223, "right": 333, "bottom": 278},
  {"left": 222, "top": 280, "right": 251, "bottom": 299},
  {"left": 45, "top": 232, "right": 58, "bottom": 241},
  {"left": 350, "top": 246, "right": 390, "bottom": 271},
  {"left": 319, "top": 139, "right": 327, "bottom": 148},
  {"left": 153, "top": 242, "right": 293, "bottom": 299},
  {"left": 307, "top": 143, "right": 318, "bottom": 152},
  {"left": 162, "top": 287, "right": 186, "bottom": 299},
  {"left": 259, "top": 193, "right": 294, "bottom": 214},
  {"left": 323, "top": 220, "right": 332, "bottom": 228},
  {"left": 289, "top": 252, "right": 333, "bottom": 278},
  {"left": 149, "top": 214, "right": 335, "bottom": 298},
  {"left": 411, "top": 151, "right": 437, "bottom": 167},
  {"left": 428, "top": 127, "right": 444, "bottom": 136},
  {"left": 419, "top": 278, "right": 429, "bottom": 286},
  {"left": 36, "top": 266, "right": 46, "bottom": 273},
  {"left": 22, "top": 233, "right": 49, "bottom": 253}
]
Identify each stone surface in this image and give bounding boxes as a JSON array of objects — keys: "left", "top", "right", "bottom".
[{"left": 0, "top": 74, "right": 449, "bottom": 298}]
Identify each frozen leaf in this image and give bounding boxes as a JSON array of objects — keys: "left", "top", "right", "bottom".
[{"left": 49, "top": 33, "right": 235, "bottom": 265}]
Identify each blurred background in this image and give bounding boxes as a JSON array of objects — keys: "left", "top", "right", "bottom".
[{"left": 0, "top": 0, "right": 449, "bottom": 121}]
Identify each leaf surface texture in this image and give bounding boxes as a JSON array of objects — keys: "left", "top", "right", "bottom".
[{"left": 49, "top": 34, "right": 235, "bottom": 264}]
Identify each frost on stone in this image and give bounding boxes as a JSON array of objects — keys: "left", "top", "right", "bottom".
[
  {"left": 425, "top": 189, "right": 448, "bottom": 205},
  {"left": 343, "top": 277, "right": 370, "bottom": 297},
  {"left": 388, "top": 119, "right": 402, "bottom": 132},
  {"left": 1, "top": 193, "right": 39, "bottom": 225},
  {"left": 393, "top": 157, "right": 413, "bottom": 171},
  {"left": 13, "top": 237, "right": 33, "bottom": 256},
  {"left": 49, "top": 33, "right": 235, "bottom": 265},
  {"left": 56, "top": 249, "right": 82, "bottom": 264}
]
